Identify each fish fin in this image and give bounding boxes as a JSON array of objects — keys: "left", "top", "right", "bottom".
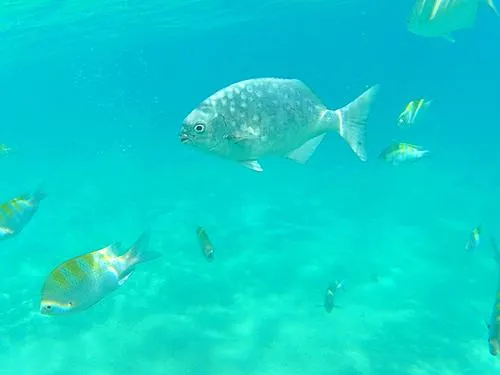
[
  {"left": 0, "top": 226, "right": 13, "bottom": 236},
  {"left": 122, "top": 231, "right": 161, "bottom": 268},
  {"left": 334, "top": 84, "right": 380, "bottom": 162},
  {"left": 225, "top": 133, "right": 257, "bottom": 145},
  {"left": 286, "top": 133, "right": 326, "bottom": 164},
  {"left": 442, "top": 34, "right": 456, "bottom": 43},
  {"left": 239, "top": 160, "right": 263, "bottom": 172},
  {"left": 107, "top": 242, "right": 122, "bottom": 256},
  {"left": 486, "top": 0, "right": 499, "bottom": 16},
  {"left": 118, "top": 269, "right": 134, "bottom": 286}
]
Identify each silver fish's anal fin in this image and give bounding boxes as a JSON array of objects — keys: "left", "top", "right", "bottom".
[
  {"left": 118, "top": 269, "right": 134, "bottom": 286},
  {"left": 239, "top": 160, "right": 263, "bottom": 172},
  {"left": 121, "top": 231, "right": 162, "bottom": 268},
  {"left": 286, "top": 133, "right": 326, "bottom": 164},
  {"left": 333, "top": 85, "right": 380, "bottom": 162}
]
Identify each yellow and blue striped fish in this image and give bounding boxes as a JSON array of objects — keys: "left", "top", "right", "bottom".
[
  {"left": 0, "top": 186, "right": 46, "bottom": 240},
  {"left": 465, "top": 225, "right": 481, "bottom": 251},
  {"left": 378, "top": 142, "right": 429, "bottom": 165},
  {"left": 398, "top": 99, "right": 431, "bottom": 128},
  {"left": 487, "top": 236, "right": 500, "bottom": 356},
  {"left": 40, "top": 231, "right": 161, "bottom": 315}
]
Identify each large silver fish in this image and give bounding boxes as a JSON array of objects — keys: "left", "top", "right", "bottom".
[
  {"left": 407, "top": 0, "right": 498, "bottom": 42},
  {"left": 179, "top": 78, "right": 379, "bottom": 172}
]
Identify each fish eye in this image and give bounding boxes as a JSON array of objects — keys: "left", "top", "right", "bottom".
[
  {"left": 46, "top": 305, "right": 52, "bottom": 310},
  {"left": 194, "top": 123, "right": 205, "bottom": 133}
]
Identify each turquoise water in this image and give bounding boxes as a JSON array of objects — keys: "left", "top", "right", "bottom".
[{"left": 1, "top": 0, "right": 500, "bottom": 373}]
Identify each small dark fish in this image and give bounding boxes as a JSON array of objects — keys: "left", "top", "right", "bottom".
[
  {"left": 196, "top": 227, "right": 214, "bottom": 262},
  {"left": 324, "top": 280, "right": 344, "bottom": 313}
]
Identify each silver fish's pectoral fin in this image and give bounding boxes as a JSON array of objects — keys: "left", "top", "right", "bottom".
[
  {"left": 239, "top": 160, "right": 263, "bottom": 172},
  {"left": 224, "top": 133, "right": 257, "bottom": 145},
  {"left": 286, "top": 133, "right": 326, "bottom": 164}
]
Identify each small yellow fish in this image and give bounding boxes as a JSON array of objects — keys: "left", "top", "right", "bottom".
[
  {"left": 0, "top": 186, "right": 46, "bottom": 240},
  {"left": 0, "top": 144, "right": 11, "bottom": 154},
  {"left": 40, "top": 232, "right": 161, "bottom": 315},
  {"left": 379, "top": 142, "right": 429, "bottom": 165},
  {"left": 465, "top": 225, "right": 481, "bottom": 251},
  {"left": 196, "top": 226, "right": 214, "bottom": 262},
  {"left": 398, "top": 99, "right": 431, "bottom": 128},
  {"left": 487, "top": 236, "right": 500, "bottom": 356}
]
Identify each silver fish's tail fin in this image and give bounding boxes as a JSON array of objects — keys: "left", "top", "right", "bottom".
[
  {"left": 331, "top": 85, "right": 380, "bottom": 162},
  {"left": 122, "top": 231, "right": 162, "bottom": 268}
]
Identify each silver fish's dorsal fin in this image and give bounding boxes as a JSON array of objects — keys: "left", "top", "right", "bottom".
[
  {"left": 286, "top": 133, "right": 326, "bottom": 164},
  {"left": 239, "top": 160, "right": 263, "bottom": 172}
]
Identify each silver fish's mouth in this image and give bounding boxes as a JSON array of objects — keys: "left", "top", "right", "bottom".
[{"left": 179, "top": 133, "right": 190, "bottom": 144}]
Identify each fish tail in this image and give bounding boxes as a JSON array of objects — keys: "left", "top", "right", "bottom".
[
  {"left": 486, "top": 0, "right": 499, "bottom": 16},
  {"left": 123, "top": 231, "right": 162, "bottom": 268},
  {"left": 329, "top": 85, "right": 380, "bottom": 162}
]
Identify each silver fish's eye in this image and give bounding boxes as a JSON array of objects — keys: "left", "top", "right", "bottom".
[{"left": 194, "top": 123, "right": 205, "bottom": 133}]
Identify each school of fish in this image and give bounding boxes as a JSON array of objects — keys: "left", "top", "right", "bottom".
[{"left": 0, "top": 0, "right": 498, "bottom": 361}]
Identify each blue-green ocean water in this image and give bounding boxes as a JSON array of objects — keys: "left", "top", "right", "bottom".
[{"left": 1, "top": 0, "right": 500, "bottom": 374}]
